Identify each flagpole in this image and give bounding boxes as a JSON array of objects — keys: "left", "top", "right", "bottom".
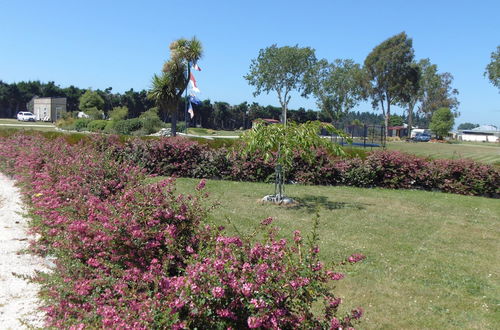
[{"left": 184, "top": 61, "right": 190, "bottom": 134}]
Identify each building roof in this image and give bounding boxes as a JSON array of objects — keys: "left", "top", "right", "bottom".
[{"left": 470, "top": 125, "right": 499, "bottom": 132}]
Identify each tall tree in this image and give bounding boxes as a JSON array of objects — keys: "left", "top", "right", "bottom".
[
  {"left": 79, "top": 89, "right": 105, "bottom": 111},
  {"left": 312, "top": 59, "right": 364, "bottom": 124},
  {"left": 485, "top": 45, "right": 500, "bottom": 92},
  {"left": 245, "top": 44, "right": 317, "bottom": 125},
  {"left": 398, "top": 62, "right": 421, "bottom": 136},
  {"left": 364, "top": 32, "right": 416, "bottom": 136},
  {"left": 418, "top": 59, "right": 459, "bottom": 118},
  {"left": 149, "top": 37, "right": 202, "bottom": 136}
]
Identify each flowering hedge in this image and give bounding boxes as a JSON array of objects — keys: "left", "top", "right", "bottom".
[
  {"left": 2, "top": 131, "right": 498, "bottom": 197},
  {"left": 0, "top": 132, "right": 363, "bottom": 329}
]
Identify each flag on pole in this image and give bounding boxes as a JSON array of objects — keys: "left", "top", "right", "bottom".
[
  {"left": 189, "top": 72, "right": 200, "bottom": 93},
  {"left": 192, "top": 62, "right": 202, "bottom": 71},
  {"left": 188, "top": 101, "right": 194, "bottom": 119},
  {"left": 189, "top": 94, "right": 202, "bottom": 105}
]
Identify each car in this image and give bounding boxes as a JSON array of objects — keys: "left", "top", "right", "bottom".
[
  {"left": 17, "top": 111, "right": 36, "bottom": 122},
  {"left": 413, "top": 132, "right": 431, "bottom": 142}
]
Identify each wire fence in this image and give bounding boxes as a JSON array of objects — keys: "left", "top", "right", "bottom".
[{"left": 325, "top": 124, "right": 386, "bottom": 149}]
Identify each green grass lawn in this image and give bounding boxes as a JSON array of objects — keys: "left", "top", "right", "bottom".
[
  {"left": 166, "top": 178, "right": 499, "bottom": 329},
  {"left": 187, "top": 127, "right": 243, "bottom": 136},
  {"left": 0, "top": 118, "right": 57, "bottom": 132},
  {"left": 386, "top": 141, "right": 500, "bottom": 165}
]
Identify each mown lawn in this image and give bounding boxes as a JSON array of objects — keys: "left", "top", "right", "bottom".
[
  {"left": 0, "top": 118, "right": 57, "bottom": 131},
  {"left": 386, "top": 141, "right": 500, "bottom": 165},
  {"left": 166, "top": 178, "right": 500, "bottom": 329},
  {"left": 187, "top": 127, "right": 242, "bottom": 136}
]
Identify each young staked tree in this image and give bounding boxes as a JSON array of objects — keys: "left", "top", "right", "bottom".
[
  {"left": 485, "top": 45, "right": 500, "bottom": 92},
  {"left": 312, "top": 59, "right": 364, "bottom": 124},
  {"left": 148, "top": 37, "right": 202, "bottom": 136},
  {"left": 245, "top": 44, "right": 317, "bottom": 125},
  {"left": 363, "top": 32, "right": 416, "bottom": 136}
]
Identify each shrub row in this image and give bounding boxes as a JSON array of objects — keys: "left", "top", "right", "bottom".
[
  {"left": 0, "top": 133, "right": 363, "bottom": 329},
  {"left": 110, "top": 136, "right": 500, "bottom": 197}
]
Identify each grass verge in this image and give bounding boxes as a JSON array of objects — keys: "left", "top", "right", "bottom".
[{"left": 166, "top": 178, "right": 500, "bottom": 329}]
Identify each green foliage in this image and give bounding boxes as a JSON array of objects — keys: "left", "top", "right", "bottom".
[
  {"left": 312, "top": 58, "right": 364, "bottom": 122},
  {"left": 139, "top": 107, "right": 164, "bottom": 134},
  {"left": 364, "top": 32, "right": 417, "bottom": 132},
  {"left": 83, "top": 107, "right": 104, "bottom": 120},
  {"left": 457, "top": 122, "right": 479, "bottom": 130},
  {"left": 245, "top": 44, "right": 317, "bottom": 124},
  {"left": 113, "top": 118, "right": 143, "bottom": 135},
  {"left": 418, "top": 59, "right": 460, "bottom": 117},
  {"left": 74, "top": 118, "right": 92, "bottom": 131},
  {"left": 485, "top": 45, "right": 500, "bottom": 91},
  {"left": 149, "top": 37, "right": 203, "bottom": 136},
  {"left": 108, "top": 106, "right": 129, "bottom": 121},
  {"left": 87, "top": 120, "right": 108, "bottom": 132},
  {"left": 79, "top": 89, "right": 105, "bottom": 111},
  {"left": 56, "top": 117, "right": 76, "bottom": 130},
  {"left": 240, "top": 121, "right": 346, "bottom": 171},
  {"left": 389, "top": 115, "right": 404, "bottom": 126},
  {"left": 430, "top": 107, "right": 454, "bottom": 139}
]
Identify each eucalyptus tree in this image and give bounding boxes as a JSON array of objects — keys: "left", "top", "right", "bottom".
[
  {"left": 245, "top": 44, "right": 317, "bottom": 125},
  {"left": 418, "top": 59, "right": 459, "bottom": 118},
  {"left": 364, "top": 32, "right": 416, "bottom": 136},
  {"left": 312, "top": 59, "right": 364, "bottom": 124},
  {"left": 149, "top": 37, "right": 203, "bottom": 136},
  {"left": 485, "top": 45, "right": 500, "bottom": 92}
]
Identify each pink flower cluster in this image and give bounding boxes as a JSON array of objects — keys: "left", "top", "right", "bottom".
[{"left": 0, "top": 132, "right": 364, "bottom": 329}]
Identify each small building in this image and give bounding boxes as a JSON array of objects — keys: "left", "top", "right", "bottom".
[
  {"left": 27, "top": 96, "right": 67, "bottom": 122},
  {"left": 387, "top": 125, "right": 408, "bottom": 138},
  {"left": 252, "top": 118, "right": 280, "bottom": 127},
  {"left": 459, "top": 125, "right": 500, "bottom": 143}
]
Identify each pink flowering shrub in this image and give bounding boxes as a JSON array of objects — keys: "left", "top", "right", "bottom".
[
  {"left": 158, "top": 220, "right": 363, "bottom": 329},
  {"left": 0, "top": 132, "right": 364, "bottom": 328}
]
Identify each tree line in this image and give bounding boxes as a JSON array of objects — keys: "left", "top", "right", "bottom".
[
  {"left": 245, "top": 32, "right": 464, "bottom": 137},
  {"left": 0, "top": 79, "right": 403, "bottom": 129}
]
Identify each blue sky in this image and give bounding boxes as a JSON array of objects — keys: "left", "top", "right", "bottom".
[{"left": 1, "top": 0, "right": 499, "bottom": 126}]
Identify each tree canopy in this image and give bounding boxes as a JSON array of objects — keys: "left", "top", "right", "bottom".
[
  {"left": 429, "top": 107, "right": 454, "bottom": 139},
  {"left": 149, "top": 37, "right": 203, "bottom": 136},
  {"left": 363, "top": 32, "right": 417, "bottom": 136},
  {"left": 245, "top": 44, "right": 317, "bottom": 125},
  {"left": 418, "top": 59, "right": 459, "bottom": 117},
  {"left": 312, "top": 59, "right": 364, "bottom": 123},
  {"left": 79, "top": 89, "right": 105, "bottom": 111},
  {"left": 485, "top": 46, "right": 500, "bottom": 92}
]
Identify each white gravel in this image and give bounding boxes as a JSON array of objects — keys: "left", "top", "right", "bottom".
[{"left": 0, "top": 173, "right": 47, "bottom": 329}]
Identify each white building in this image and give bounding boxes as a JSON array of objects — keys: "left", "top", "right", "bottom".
[
  {"left": 27, "top": 96, "right": 67, "bottom": 122},
  {"left": 459, "top": 125, "right": 500, "bottom": 143}
]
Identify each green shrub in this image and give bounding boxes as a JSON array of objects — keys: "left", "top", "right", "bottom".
[
  {"left": 84, "top": 107, "right": 105, "bottom": 121},
  {"left": 56, "top": 117, "right": 76, "bottom": 130},
  {"left": 108, "top": 106, "right": 129, "bottom": 121},
  {"left": 113, "top": 118, "right": 143, "bottom": 135},
  {"left": 139, "top": 108, "right": 164, "bottom": 134},
  {"left": 74, "top": 118, "right": 92, "bottom": 131},
  {"left": 87, "top": 120, "right": 108, "bottom": 132}
]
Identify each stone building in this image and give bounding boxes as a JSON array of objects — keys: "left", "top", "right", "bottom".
[{"left": 27, "top": 96, "right": 66, "bottom": 122}]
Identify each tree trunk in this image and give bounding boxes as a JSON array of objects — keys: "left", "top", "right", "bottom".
[
  {"left": 171, "top": 108, "right": 177, "bottom": 137},
  {"left": 407, "top": 102, "right": 415, "bottom": 138}
]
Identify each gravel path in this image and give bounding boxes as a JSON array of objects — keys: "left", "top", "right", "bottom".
[{"left": 0, "top": 173, "right": 47, "bottom": 329}]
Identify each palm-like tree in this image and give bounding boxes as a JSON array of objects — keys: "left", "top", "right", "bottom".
[{"left": 148, "top": 37, "right": 202, "bottom": 136}]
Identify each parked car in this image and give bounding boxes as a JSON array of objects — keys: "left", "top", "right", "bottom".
[
  {"left": 17, "top": 111, "right": 36, "bottom": 122},
  {"left": 413, "top": 132, "right": 431, "bottom": 142}
]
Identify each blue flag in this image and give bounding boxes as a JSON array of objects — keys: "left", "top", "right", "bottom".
[{"left": 189, "top": 95, "right": 202, "bottom": 105}]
